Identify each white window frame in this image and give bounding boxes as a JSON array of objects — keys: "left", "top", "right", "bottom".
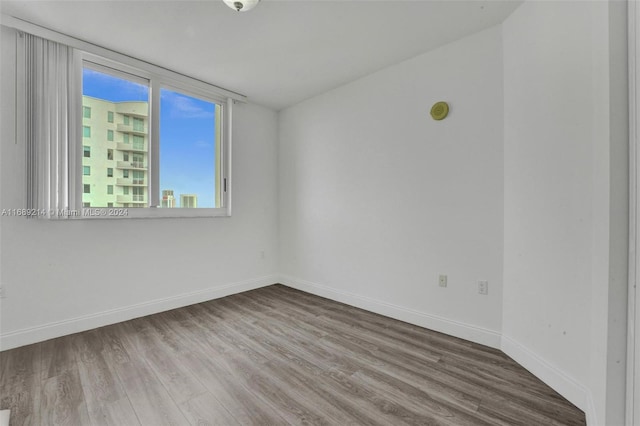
[{"left": 76, "top": 52, "right": 232, "bottom": 219}]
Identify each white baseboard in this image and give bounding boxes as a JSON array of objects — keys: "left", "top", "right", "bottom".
[
  {"left": 1, "top": 273, "right": 597, "bottom": 426},
  {"left": 500, "top": 334, "right": 594, "bottom": 420},
  {"left": 585, "top": 391, "right": 598, "bottom": 426},
  {"left": 279, "top": 275, "right": 502, "bottom": 349},
  {"left": 0, "top": 410, "right": 10, "bottom": 426},
  {"left": 0, "top": 275, "right": 279, "bottom": 351}
]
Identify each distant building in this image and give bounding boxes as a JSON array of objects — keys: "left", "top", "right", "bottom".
[
  {"left": 81, "top": 96, "right": 148, "bottom": 208},
  {"left": 161, "top": 190, "right": 176, "bottom": 208},
  {"left": 180, "top": 194, "right": 198, "bottom": 208}
]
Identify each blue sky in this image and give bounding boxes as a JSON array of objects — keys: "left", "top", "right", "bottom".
[{"left": 83, "top": 68, "right": 217, "bottom": 208}]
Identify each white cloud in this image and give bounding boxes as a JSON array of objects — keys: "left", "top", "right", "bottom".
[{"left": 161, "top": 91, "right": 214, "bottom": 119}]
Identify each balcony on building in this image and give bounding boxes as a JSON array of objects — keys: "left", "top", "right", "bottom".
[
  {"left": 116, "top": 178, "right": 146, "bottom": 186},
  {"left": 117, "top": 195, "right": 146, "bottom": 204},
  {"left": 116, "top": 123, "right": 147, "bottom": 136},
  {"left": 116, "top": 160, "right": 147, "bottom": 170},
  {"left": 116, "top": 142, "right": 147, "bottom": 152},
  {"left": 115, "top": 102, "right": 148, "bottom": 118}
]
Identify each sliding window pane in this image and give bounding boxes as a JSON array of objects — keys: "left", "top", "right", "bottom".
[
  {"left": 82, "top": 66, "right": 149, "bottom": 208},
  {"left": 159, "top": 88, "right": 220, "bottom": 208}
]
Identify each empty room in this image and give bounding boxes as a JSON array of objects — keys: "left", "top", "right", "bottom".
[{"left": 0, "top": 0, "right": 637, "bottom": 425}]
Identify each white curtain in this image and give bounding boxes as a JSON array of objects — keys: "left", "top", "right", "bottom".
[{"left": 21, "top": 32, "right": 77, "bottom": 219}]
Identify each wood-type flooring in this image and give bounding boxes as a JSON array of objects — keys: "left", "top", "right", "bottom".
[{"left": 0, "top": 284, "right": 586, "bottom": 425}]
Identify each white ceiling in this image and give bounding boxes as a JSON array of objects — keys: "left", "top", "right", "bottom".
[{"left": 1, "top": 0, "right": 521, "bottom": 110}]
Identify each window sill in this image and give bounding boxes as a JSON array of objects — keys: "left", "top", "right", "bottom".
[{"left": 71, "top": 207, "right": 230, "bottom": 219}]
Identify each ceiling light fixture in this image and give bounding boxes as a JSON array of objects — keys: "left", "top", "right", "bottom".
[{"left": 223, "top": 0, "right": 260, "bottom": 12}]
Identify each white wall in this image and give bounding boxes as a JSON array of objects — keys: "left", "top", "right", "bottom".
[
  {"left": 502, "top": 0, "right": 595, "bottom": 406},
  {"left": 502, "top": 1, "right": 628, "bottom": 424},
  {"left": 278, "top": 26, "right": 504, "bottom": 347},
  {"left": 0, "top": 26, "right": 280, "bottom": 350},
  {"left": 602, "top": 2, "right": 629, "bottom": 423}
]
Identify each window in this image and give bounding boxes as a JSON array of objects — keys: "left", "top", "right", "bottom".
[
  {"left": 123, "top": 186, "right": 129, "bottom": 195},
  {"left": 82, "top": 64, "right": 148, "bottom": 210},
  {"left": 180, "top": 194, "right": 197, "bottom": 208},
  {"left": 132, "top": 153, "right": 143, "bottom": 168},
  {"left": 160, "top": 88, "right": 222, "bottom": 209},
  {"left": 132, "top": 135, "right": 144, "bottom": 151},
  {"left": 107, "top": 202, "right": 113, "bottom": 208},
  {"left": 132, "top": 187, "right": 144, "bottom": 202},
  {"left": 133, "top": 170, "right": 144, "bottom": 185},
  {"left": 82, "top": 60, "right": 228, "bottom": 217},
  {"left": 22, "top": 29, "right": 238, "bottom": 217},
  {"left": 83, "top": 202, "right": 90, "bottom": 207},
  {"left": 133, "top": 117, "right": 144, "bottom": 132},
  {"left": 21, "top": 35, "right": 232, "bottom": 220}
]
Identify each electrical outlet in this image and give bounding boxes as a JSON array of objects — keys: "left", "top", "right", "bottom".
[
  {"left": 438, "top": 275, "right": 447, "bottom": 288},
  {"left": 478, "top": 280, "right": 488, "bottom": 295}
]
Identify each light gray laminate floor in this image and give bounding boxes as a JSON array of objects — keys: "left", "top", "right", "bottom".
[{"left": 0, "top": 284, "right": 586, "bottom": 425}]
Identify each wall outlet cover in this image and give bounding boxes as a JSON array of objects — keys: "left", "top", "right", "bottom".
[{"left": 439, "top": 275, "right": 448, "bottom": 287}]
